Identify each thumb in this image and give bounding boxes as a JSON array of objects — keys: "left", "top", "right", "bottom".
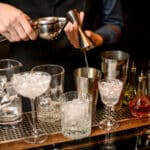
[{"left": 85, "top": 30, "right": 104, "bottom": 47}]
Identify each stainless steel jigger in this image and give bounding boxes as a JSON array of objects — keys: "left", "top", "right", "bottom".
[{"left": 66, "top": 9, "right": 95, "bottom": 51}]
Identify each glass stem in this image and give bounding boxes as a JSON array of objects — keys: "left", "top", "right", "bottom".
[
  {"left": 31, "top": 98, "right": 38, "bottom": 135},
  {"left": 106, "top": 132, "right": 110, "bottom": 144},
  {"left": 107, "top": 106, "right": 112, "bottom": 121}
]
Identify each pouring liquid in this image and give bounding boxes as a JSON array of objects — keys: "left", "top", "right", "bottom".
[
  {"left": 83, "top": 51, "right": 89, "bottom": 68},
  {"left": 83, "top": 51, "right": 89, "bottom": 77}
]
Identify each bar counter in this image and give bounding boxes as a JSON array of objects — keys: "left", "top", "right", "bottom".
[
  {"left": 0, "top": 40, "right": 150, "bottom": 150},
  {"left": 0, "top": 106, "right": 150, "bottom": 150}
]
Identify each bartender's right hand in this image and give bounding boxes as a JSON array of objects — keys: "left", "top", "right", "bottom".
[{"left": 0, "top": 3, "right": 37, "bottom": 42}]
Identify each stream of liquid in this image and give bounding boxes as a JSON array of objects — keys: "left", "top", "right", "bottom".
[
  {"left": 83, "top": 51, "right": 89, "bottom": 69},
  {"left": 83, "top": 51, "right": 89, "bottom": 77}
]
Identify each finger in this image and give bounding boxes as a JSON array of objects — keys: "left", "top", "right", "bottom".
[
  {"left": 72, "top": 22, "right": 79, "bottom": 48},
  {"left": 7, "top": 25, "right": 21, "bottom": 42},
  {"left": 0, "top": 21, "right": 17, "bottom": 42},
  {"left": 65, "top": 22, "right": 79, "bottom": 48},
  {"left": 19, "top": 15, "right": 37, "bottom": 40},
  {"left": 79, "top": 11, "right": 85, "bottom": 26},
  {"left": 66, "top": 23, "right": 76, "bottom": 46},
  {"left": 85, "top": 30, "right": 104, "bottom": 46},
  {"left": 12, "top": 21, "right": 30, "bottom": 41},
  {"left": 64, "top": 21, "right": 72, "bottom": 32}
]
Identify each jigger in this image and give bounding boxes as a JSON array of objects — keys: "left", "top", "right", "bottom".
[{"left": 66, "top": 9, "right": 95, "bottom": 51}]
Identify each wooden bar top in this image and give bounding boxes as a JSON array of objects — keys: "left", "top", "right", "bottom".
[{"left": 0, "top": 115, "right": 150, "bottom": 150}]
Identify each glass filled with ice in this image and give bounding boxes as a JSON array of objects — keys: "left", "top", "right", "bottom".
[
  {"left": 11, "top": 71, "right": 51, "bottom": 144},
  {"left": 0, "top": 59, "right": 23, "bottom": 125},
  {"left": 60, "top": 91, "right": 92, "bottom": 139},
  {"left": 31, "top": 64, "right": 65, "bottom": 123},
  {"left": 98, "top": 78, "right": 123, "bottom": 130}
]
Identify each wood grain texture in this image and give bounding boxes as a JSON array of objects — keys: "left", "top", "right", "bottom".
[{"left": 0, "top": 116, "right": 149, "bottom": 150}]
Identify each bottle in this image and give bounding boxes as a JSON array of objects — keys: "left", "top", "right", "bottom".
[
  {"left": 146, "top": 60, "right": 150, "bottom": 99},
  {"left": 123, "top": 62, "right": 137, "bottom": 105},
  {"left": 129, "top": 71, "right": 150, "bottom": 117}
]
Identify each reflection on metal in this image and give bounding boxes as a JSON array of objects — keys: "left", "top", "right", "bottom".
[
  {"left": 0, "top": 17, "right": 67, "bottom": 42},
  {"left": 66, "top": 9, "right": 95, "bottom": 51},
  {"left": 0, "top": 35, "right": 7, "bottom": 43}
]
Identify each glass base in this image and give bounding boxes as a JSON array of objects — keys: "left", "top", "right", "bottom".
[
  {"left": 99, "top": 119, "right": 119, "bottom": 131},
  {"left": 0, "top": 117, "right": 22, "bottom": 126},
  {"left": 101, "top": 143, "right": 116, "bottom": 150},
  {"left": 24, "top": 129, "right": 48, "bottom": 144}
]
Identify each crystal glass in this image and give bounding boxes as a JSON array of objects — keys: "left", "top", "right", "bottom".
[
  {"left": 0, "top": 59, "right": 23, "bottom": 125},
  {"left": 31, "top": 64, "right": 65, "bottom": 123},
  {"left": 60, "top": 91, "right": 92, "bottom": 139},
  {"left": 98, "top": 78, "right": 123, "bottom": 130},
  {"left": 11, "top": 71, "right": 51, "bottom": 144}
]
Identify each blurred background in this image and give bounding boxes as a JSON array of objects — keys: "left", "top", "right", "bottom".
[{"left": 0, "top": 0, "right": 149, "bottom": 69}]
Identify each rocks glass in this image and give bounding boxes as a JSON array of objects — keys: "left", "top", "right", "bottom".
[
  {"left": 60, "top": 91, "right": 92, "bottom": 139},
  {"left": 31, "top": 64, "right": 65, "bottom": 123}
]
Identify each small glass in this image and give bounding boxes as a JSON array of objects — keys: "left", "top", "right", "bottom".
[
  {"left": 60, "top": 91, "right": 92, "bottom": 139},
  {"left": 98, "top": 78, "right": 123, "bottom": 130}
]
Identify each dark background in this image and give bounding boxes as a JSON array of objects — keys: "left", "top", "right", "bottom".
[
  {"left": 0, "top": 0, "right": 150, "bottom": 71},
  {"left": 120, "top": 0, "right": 150, "bottom": 70}
]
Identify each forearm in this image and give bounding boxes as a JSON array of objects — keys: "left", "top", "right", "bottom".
[
  {"left": 96, "top": 0, "right": 124, "bottom": 44},
  {"left": 95, "top": 24, "right": 122, "bottom": 44}
]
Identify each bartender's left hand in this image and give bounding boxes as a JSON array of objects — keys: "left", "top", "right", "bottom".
[{"left": 64, "top": 11, "right": 104, "bottom": 48}]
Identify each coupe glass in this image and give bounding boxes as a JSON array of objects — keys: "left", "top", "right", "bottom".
[
  {"left": 11, "top": 71, "right": 51, "bottom": 144},
  {"left": 98, "top": 78, "right": 123, "bottom": 130}
]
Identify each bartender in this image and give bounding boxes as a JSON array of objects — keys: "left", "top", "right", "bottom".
[{"left": 0, "top": 0, "right": 124, "bottom": 111}]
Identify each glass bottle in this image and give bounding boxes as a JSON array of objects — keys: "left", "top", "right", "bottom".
[
  {"left": 123, "top": 62, "right": 137, "bottom": 105},
  {"left": 146, "top": 60, "right": 150, "bottom": 99},
  {"left": 129, "top": 71, "right": 150, "bottom": 117}
]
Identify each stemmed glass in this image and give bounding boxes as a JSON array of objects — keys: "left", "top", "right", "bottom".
[
  {"left": 98, "top": 78, "right": 123, "bottom": 130},
  {"left": 100, "top": 133, "right": 116, "bottom": 150},
  {"left": 11, "top": 71, "right": 51, "bottom": 144}
]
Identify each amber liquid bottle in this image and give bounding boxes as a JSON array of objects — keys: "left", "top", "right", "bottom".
[
  {"left": 129, "top": 71, "right": 150, "bottom": 117},
  {"left": 123, "top": 62, "right": 137, "bottom": 105},
  {"left": 147, "top": 60, "right": 150, "bottom": 100}
]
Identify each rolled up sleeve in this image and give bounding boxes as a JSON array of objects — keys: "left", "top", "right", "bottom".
[{"left": 95, "top": 0, "right": 124, "bottom": 44}]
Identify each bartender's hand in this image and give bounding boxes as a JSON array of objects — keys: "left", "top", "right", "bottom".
[
  {"left": 64, "top": 11, "right": 104, "bottom": 49},
  {"left": 0, "top": 3, "right": 37, "bottom": 42}
]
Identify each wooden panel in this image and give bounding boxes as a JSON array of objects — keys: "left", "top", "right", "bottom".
[{"left": 0, "top": 116, "right": 149, "bottom": 150}]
